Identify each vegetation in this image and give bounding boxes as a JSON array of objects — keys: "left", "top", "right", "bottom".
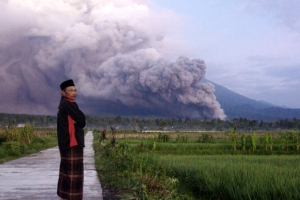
[
  {"left": 94, "top": 128, "right": 300, "bottom": 199},
  {"left": 161, "top": 155, "right": 300, "bottom": 200},
  {"left": 0, "top": 125, "right": 57, "bottom": 163},
  {"left": 1, "top": 113, "right": 299, "bottom": 131},
  {"left": 0, "top": 113, "right": 300, "bottom": 199},
  {"left": 0, "top": 113, "right": 57, "bottom": 127},
  {"left": 93, "top": 129, "right": 181, "bottom": 199}
]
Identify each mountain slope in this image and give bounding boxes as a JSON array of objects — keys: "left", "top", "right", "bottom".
[{"left": 206, "top": 80, "right": 300, "bottom": 120}]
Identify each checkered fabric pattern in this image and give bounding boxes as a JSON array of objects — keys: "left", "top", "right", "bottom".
[{"left": 57, "top": 146, "right": 84, "bottom": 200}]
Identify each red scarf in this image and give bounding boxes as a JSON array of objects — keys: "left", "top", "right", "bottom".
[{"left": 64, "top": 98, "right": 78, "bottom": 147}]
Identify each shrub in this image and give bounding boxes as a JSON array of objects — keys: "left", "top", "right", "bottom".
[
  {"left": 158, "top": 132, "right": 170, "bottom": 143},
  {"left": 240, "top": 133, "right": 246, "bottom": 151},
  {"left": 227, "top": 126, "right": 237, "bottom": 151},
  {"left": 0, "top": 134, "right": 7, "bottom": 145},
  {"left": 2, "top": 141, "right": 26, "bottom": 156},
  {"left": 176, "top": 134, "right": 188, "bottom": 143},
  {"left": 4, "top": 123, "right": 34, "bottom": 145},
  {"left": 198, "top": 133, "right": 213, "bottom": 143},
  {"left": 0, "top": 126, "right": 57, "bottom": 163},
  {"left": 281, "top": 131, "right": 300, "bottom": 152},
  {"left": 246, "top": 132, "right": 257, "bottom": 152},
  {"left": 94, "top": 134, "right": 180, "bottom": 199}
]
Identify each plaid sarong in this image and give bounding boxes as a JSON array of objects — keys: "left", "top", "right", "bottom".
[{"left": 57, "top": 146, "right": 84, "bottom": 200}]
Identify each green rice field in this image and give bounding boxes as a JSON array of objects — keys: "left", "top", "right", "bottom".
[
  {"left": 160, "top": 154, "right": 300, "bottom": 200},
  {"left": 94, "top": 129, "right": 300, "bottom": 199}
]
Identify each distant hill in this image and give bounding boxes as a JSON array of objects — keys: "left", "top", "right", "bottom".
[{"left": 205, "top": 80, "right": 300, "bottom": 121}]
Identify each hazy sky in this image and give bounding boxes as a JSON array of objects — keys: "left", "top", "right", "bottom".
[{"left": 151, "top": 0, "right": 300, "bottom": 108}]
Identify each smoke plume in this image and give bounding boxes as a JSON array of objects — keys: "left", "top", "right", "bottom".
[{"left": 0, "top": 0, "right": 225, "bottom": 119}]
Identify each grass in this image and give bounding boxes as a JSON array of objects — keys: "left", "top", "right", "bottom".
[
  {"left": 0, "top": 127, "right": 57, "bottom": 163},
  {"left": 93, "top": 131, "right": 184, "bottom": 199},
  {"left": 94, "top": 129, "right": 300, "bottom": 199},
  {"left": 161, "top": 155, "right": 300, "bottom": 200}
]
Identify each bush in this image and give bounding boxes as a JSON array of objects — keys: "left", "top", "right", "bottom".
[
  {"left": 94, "top": 134, "right": 180, "bottom": 199},
  {"left": 0, "top": 125, "right": 57, "bottom": 164},
  {"left": 157, "top": 132, "right": 170, "bottom": 143},
  {"left": 4, "top": 123, "right": 34, "bottom": 145},
  {"left": 176, "top": 134, "right": 188, "bottom": 143},
  {"left": 0, "top": 135, "right": 7, "bottom": 145},
  {"left": 197, "top": 133, "right": 213, "bottom": 143},
  {"left": 2, "top": 141, "right": 28, "bottom": 155}
]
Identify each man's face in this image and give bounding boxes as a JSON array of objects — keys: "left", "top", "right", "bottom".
[{"left": 62, "top": 86, "right": 77, "bottom": 100}]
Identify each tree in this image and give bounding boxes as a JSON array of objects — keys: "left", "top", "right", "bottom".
[
  {"left": 250, "top": 120, "right": 258, "bottom": 128},
  {"left": 115, "top": 115, "right": 122, "bottom": 124},
  {"left": 160, "top": 121, "right": 167, "bottom": 130},
  {"left": 293, "top": 117, "right": 299, "bottom": 129}
]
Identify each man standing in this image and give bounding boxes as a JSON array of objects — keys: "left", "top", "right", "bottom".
[{"left": 57, "top": 79, "right": 86, "bottom": 200}]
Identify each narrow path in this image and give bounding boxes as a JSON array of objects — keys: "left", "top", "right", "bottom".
[{"left": 0, "top": 131, "right": 103, "bottom": 200}]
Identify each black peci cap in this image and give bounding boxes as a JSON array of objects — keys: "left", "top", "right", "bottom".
[{"left": 60, "top": 79, "right": 75, "bottom": 90}]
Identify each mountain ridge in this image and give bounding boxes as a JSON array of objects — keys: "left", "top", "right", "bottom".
[{"left": 206, "top": 79, "right": 300, "bottom": 121}]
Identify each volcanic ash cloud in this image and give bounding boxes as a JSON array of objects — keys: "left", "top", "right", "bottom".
[{"left": 0, "top": 0, "right": 225, "bottom": 119}]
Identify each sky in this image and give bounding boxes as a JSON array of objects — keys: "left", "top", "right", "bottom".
[
  {"left": 0, "top": 0, "right": 225, "bottom": 118},
  {"left": 0, "top": 0, "right": 299, "bottom": 119},
  {"left": 150, "top": 0, "right": 300, "bottom": 108}
]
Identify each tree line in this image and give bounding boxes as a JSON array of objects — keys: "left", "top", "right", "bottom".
[{"left": 0, "top": 113, "right": 299, "bottom": 131}]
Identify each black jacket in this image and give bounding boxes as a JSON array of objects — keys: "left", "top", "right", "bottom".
[{"left": 57, "top": 97, "right": 86, "bottom": 151}]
